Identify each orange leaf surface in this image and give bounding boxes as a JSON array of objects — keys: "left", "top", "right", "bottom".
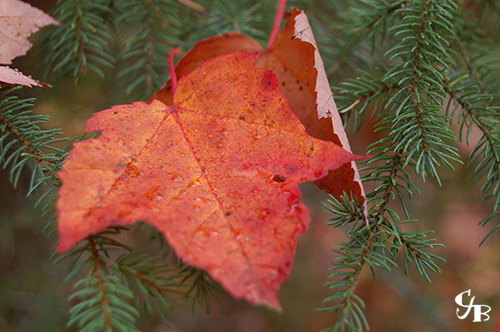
[
  {"left": 151, "top": 8, "right": 367, "bottom": 215},
  {"left": 57, "top": 52, "right": 359, "bottom": 309}
]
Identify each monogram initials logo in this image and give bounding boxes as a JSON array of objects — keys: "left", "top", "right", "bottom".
[{"left": 455, "top": 289, "right": 491, "bottom": 322}]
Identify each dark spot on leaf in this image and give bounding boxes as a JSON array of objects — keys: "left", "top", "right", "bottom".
[
  {"left": 125, "top": 164, "right": 141, "bottom": 177},
  {"left": 281, "top": 82, "right": 286, "bottom": 86},
  {"left": 267, "top": 81, "right": 271, "bottom": 86},
  {"left": 114, "top": 111, "right": 118, "bottom": 114},
  {"left": 299, "top": 86, "right": 303, "bottom": 91},
  {"left": 225, "top": 212, "right": 231, "bottom": 216},
  {"left": 239, "top": 115, "right": 245, "bottom": 120},
  {"left": 272, "top": 174, "right": 286, "bottom": 183},
  {"left": 166, "top": 85, "right": 171, "bottom": 91}
]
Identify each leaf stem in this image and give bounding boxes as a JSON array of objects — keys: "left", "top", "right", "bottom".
[
  {"left": 266, "top": 0, "right": 287, "bottom": 49},
  {"left": 168, "top": 48, "right": 181, "bottom": 95}
]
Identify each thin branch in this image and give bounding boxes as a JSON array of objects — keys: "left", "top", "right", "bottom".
[
  {"left": 144, "top": 0, "right": 157, "bottom": 96},
  {"left": 337, "top": 234, "right": 375, "bottom": 330},
  {"left": 454, "top": 36, "right": 493, "bottom": 106},
  {"left": 406, "top": 0, "right": 433, "bottom": 156},
  {"left": 445, "top": 86, "right": 490, "bottom": 137},
  {"left": 483, "top": 0, "right": 500, "bottom": 18},
  {"left": 0, "top": 111, "right": 54, "bottom": 176},
  {"left": 444, "top": 85, "right": 500, "bottom": 199},
  {"left": 176, "top": 0, "right": 205, "bottom": 13},
  {"left": 339, "top": 82, "right": 398, "bottom": 114},
  {"left": 118, "top": 262, "right": 168, "bottom": 296},
  {"left": 74, "top": 0, "right": 87, "bottom": 76},
  {"left": 375, "top": 154, "right": 403, "bottom": 222},
  {"left": 88, "top": 236, "right": 112, "bottom": 329},
  {"left": 331, "top": 2, "right": 403, "bottom": 73}
]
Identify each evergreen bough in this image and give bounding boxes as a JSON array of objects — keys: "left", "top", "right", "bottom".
[{"left": 1, "top": 0, "right": 499, "bottom": 331}]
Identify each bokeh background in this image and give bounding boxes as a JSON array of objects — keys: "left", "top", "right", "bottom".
[{"left": 1, "top": 0, "right": 500, "bottom": 331}]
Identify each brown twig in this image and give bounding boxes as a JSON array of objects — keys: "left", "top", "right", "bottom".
[{"left": 176, "top": 0, "right": 206, "bottom": 13}]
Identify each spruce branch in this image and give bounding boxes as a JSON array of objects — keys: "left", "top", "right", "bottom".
[
  {"left": 88, "top": 236, "right": 114, "bottom": 330},
  {"left": 443, "top": 75, "right": 500, "bottom": 242},
  {"left": 0, "top": 109, "right": 50, "bottom": 173},
  {"left": 366, "top": 143, "right": 444, "bottom": 281},
  {"left": 384, "top": 0, "right": 460, "bottom": 182},
  {"left": 65, "top": 232, "right": 140, "bottom": 331},
  {"left": 320, "top": 232, "right": 376, "bottom": 332},
  {"left": 0, "top": 87, "right": 67, "bottom": 189},
  {"left": 62, "top": 227, "right": 223, "bottom": 330},
  {"left": 399, "top": 230, "right": 444, "bottom": 282},
  {"left": 322, "top": 152, "right": 443, "bottom": 331},
  {"left": 67, "top": 235, "right": 140, "bottom": 332},
  {"left": 455, "top": 38, "right": 492, "bottom": 104},
  {"left": 472, "top": 0, "right": 500, "bottom": 39},
  {"left": 452, "top": 9, "right": 500, "bottom": 103},
  {"left": 480, "top": 0, "right": 500, "bottom": 17},
  {"left": 179, "top": 265, "right": 224, "bottom": 313},
  {"left": 204, "top": 0, "right": 264, "bottom": 39},
  {"left": 114, "top": 252, "right": 187, "bottom": 327},
  {"left": 335, "top": 72, "right": 398, "bottom": 133},
  {"left": 330, "top": 0, "right": 404, "bottom": 75},
  {"left": 37, "top": 0, "right": 115, "bottom": 81},
  {"left": 116, "top": 0, "right": 178, "bottom": 98}
]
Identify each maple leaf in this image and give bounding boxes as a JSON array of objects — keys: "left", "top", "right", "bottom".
[
  {"left": 57, "top": 52, "right": 360, "bottom": 309},
  {"left": 0, "top": 0, "right": 59, "bottom": 87},
  {"left": 151, "top": 8, "right": 368, "bottom": 218}
]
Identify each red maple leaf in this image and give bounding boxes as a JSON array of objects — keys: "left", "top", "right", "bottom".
[
  {"left": 56, "top": 52, "right": 360, "bottom": 309},
  {"left": 151, "top": 7, "right": 368, "bottom": 220}
]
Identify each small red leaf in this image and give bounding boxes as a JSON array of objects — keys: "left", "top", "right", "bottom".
[
  {"left": 0, "top": 0, "right": 59, "bottom": 87},
  {"left": 57, "top": 52, "right": 360, "bottom": 309},
  {"left": 0, "top": 66, "right": 50, "bottom": 87},
  {"left": 0, "top": 0, "right": 60, "bottom": 65}
]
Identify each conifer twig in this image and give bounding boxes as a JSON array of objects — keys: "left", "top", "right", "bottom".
[
  {"left": 88, "top": 236, "right": 112, "bottom": 329},
  {"left": 0, "top": 111, "right": 50, "bottom": 172}
]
